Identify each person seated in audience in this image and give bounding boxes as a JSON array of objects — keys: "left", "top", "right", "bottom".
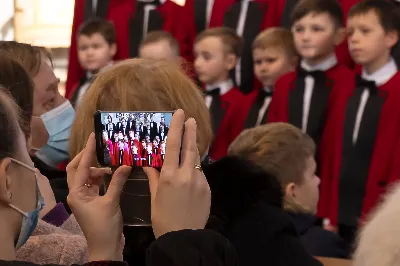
[
  {"left": 229, "top": 123, "right": 349, "bottom": 258},
  {"left": 194, "top": 27, "right": 248, "bottom": 160},
  {"left": 238, "top": 27, "right": 298, "bottom": 132},
  {"left": 139, "top": 31, "right": 181, "bottom": 63},
  {"left": 69, "top": 18, "right": 117, "bottom": 108},
  {"left": 0, "top": 42, "right": 74, "bottom": 178},
  {"left": 0, "top": 91, "right": 238, "bottom": 265},
  {"left": 0, "top": 51, "right": 88, "bottom": 265},
  {"left": 352, "top": 181, "right": 400, "bottom": 266},
  {"left": 68, "top": 58, "right": 212, "bottom": 265}
]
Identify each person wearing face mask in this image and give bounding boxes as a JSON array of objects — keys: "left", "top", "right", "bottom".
[
  {"left": 0, "top": 42, "right": 74, "bottom": 176},
  {"left": 0, "top": 42, "right": 74, "bottom": 214},
  {"left": 0, "top": 49, "right": 90, "bottom": 265},
  {"left": 0, "top": 94, "right": 238, "bottom": 266}
]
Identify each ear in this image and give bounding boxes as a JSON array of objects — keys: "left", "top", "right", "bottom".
[
  {"left": 334, "top": 27, "right": 347, "bottom": 46},
  {"left": 285, "top": 182, "right": 296, "bottom": 199},
  {"left": 386, "top": 30, "right": 399, "bottom": 49},
  {"left": 225, "top": 54, "right": 237, "bottom": 71},
  {"left": 0, "top": 158, "right": 13, "bottom": 205},
  {"left": 110, "top": 43, "right": 117, "bottom": 58}
]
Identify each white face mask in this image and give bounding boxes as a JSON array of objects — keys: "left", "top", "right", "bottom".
[
  {"left": 34, "top": 101, "right": 75, "bottom": 167},
  {"left": 8, "top": 159, "right": 44, "bottom": 249}
]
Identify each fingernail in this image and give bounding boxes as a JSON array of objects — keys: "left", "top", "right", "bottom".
[{"left": 105, "top": 167, "right": 112, "bottom": 174}]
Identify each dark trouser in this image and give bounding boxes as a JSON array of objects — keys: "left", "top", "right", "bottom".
[{"left": 339, "top": 224, "right": 357, "bottom": 251}]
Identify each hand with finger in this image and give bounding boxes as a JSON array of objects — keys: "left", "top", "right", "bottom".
[
  {"left": 144, "top": 109, "right": 211, "bottom": 239},
  {"left": 66, "top": 133, "right": 131, "bottom": 262}
]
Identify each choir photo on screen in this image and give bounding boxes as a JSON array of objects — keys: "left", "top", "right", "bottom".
[{"left": 101, "top": 112, "right": 169, "bottom": 167}]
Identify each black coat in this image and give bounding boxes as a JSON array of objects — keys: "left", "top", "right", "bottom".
[
  {"left": 0, "top": 230, "right": 238, "bottom": 266},
  {"left": 204, "top": 156, "right": 323, "bottom": 266},
  {"left": 288, "top": 212, "right": 349, "bottom": 259}
]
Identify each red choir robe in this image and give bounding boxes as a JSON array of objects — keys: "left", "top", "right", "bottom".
[
  {"left": 267, "top": 0, "right": 361, "bottom": 69},
  {"left": 66, "top": 0, "right": 195, "bottom": 98},
  {"left": 206, "top": 80, "right": 248, "bottom": 160},
  {"left": 317, "top": 60, "right": 400, "bottom": 227},
  {"left": 267, "top": 55, "right": 355, "bottom": 149}
]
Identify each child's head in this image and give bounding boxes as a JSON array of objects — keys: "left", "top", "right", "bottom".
[
  {"left": 139, "top": 31, "right": 181, "bottom": 62},
  {"left": 252, "top": 28, "right": 298, "bottom": 88},
  {"left": 291, "top": 0, "right": 345, "bottom": 65},
  {"left": 347, "top": 0, "right": 400, "bottom": 73},
  {"left": 228, "top": 123, "right": 320, "bottom": 214},
  {"left": 77, "top": 18, "right": 117, "bottom": 72},
  {"left": 194, "top": 27, "right": 243, "bottom": 85}
]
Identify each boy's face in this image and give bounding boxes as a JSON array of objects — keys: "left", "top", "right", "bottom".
[
  {"left": 194, "top": 36, "right": 236, "bottom": 85},
  {"left": 253, "top": 47, "right": 296, "bottom": 88},
  {"left": 292, "top": 12, "right": 342, "bottom": 64},
  {"left": 347, "top": 10, "right": 398, "bottom": 69},
  {"left": 286, "top": 156, "right": 320, "bottom": 214},
  {"left": 77, "top": 33, "right": 116, "bottom": 72},
  {"left": 139, "top": 40, "right": 180, "bottom": 62}
]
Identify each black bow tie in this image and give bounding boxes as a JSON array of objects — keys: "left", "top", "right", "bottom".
[
  {"left": 205, "top": 88, "right": 220, "bottom": 97},
  {"left": 298, "top": 67, "right": 325, "bottom": 79},
  {"left": 356, "top": 75, "right": 377, "bottom": 94}
]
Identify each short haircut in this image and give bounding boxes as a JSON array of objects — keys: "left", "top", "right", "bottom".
[
  {"left": 0, "top": 51, "right": 34, "bottom": 139},
  {"left": 252, "top": 27, "right": 298, "bottom": 58},
  {"left": 348, "top": 0, "right": 400, "bottom": 33},
  {"left": 140, "top": 31, "right": 180, "bottom": 56},
  {"left": 228, "top": 123, "right": 316, "bottom": 187},
  {"left": 291, "top": 0, "right": 344, "bottom": 27},
  {"left": 195, "top": 27, "right": 244, "bottom": 57},
  {"left": 78, "top": 18, "right": 116, "bottom": 45}
]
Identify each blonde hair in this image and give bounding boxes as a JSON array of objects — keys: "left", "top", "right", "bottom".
[
  {"left": 70, "top": 58, "right": 212, "bottom": 160},
  {"left": 195, "top": 27, "right": 244, "bottom": 57},
  {"left": 228, "top": 123, "right": 315, "bottom": 212},
  {"left": 252, "top": 27, "right": 297, "bottom": 59}
]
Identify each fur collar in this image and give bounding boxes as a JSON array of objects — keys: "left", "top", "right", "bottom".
[{"left": 204, "top": 156, "right": 283, "bottom": 231}]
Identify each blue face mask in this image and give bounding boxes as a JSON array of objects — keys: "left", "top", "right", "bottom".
[
  {"left": 35, "top": 100, "right": 75, "bottom": 167},
  {"left": 8, "top": 158, "right": 44, "bottom": 249}
]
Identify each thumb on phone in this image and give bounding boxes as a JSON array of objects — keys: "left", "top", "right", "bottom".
[{"left": 105, "top": 166, "right": 131, "bottom": 203}]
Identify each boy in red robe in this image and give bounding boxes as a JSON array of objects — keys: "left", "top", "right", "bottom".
[
  {"left": 236, "top": 27, "right": 298, "bottom": 134},
  {"left": 318, "top": 0, "right": 400, "bottom": 245},
  {"left": 267, "top": 0, "right": 355, "bottom": 150},
  {"left": 69, "top": 18, "right": 116, "bottom": 108},
  {"left": 193, "top": 27, "right": 247, "bottom": 160}
]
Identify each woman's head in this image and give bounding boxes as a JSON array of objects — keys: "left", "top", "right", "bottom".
[
  {"left": 70, "top": 58, "right": 212, "bottom": 160},
  {"left": 0, "top": 90, "right": 39, "bottom": 255},
  {"left": 228, "top": 123, "right": 320, "bottom": 214},
  {"left": 0, "top": 51, "right": 34, "bottom": 140},
  {"left": 0, "top": 41, "right": 60, "bottom": 116}
]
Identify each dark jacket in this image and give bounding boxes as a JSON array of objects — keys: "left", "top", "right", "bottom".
[
  {"left": 204, "top": 156, "right": 322, "bottom": 266},
  {"left": 1, "top": 230, "right": 238, "bottom": 266},
  {"left": 288, "top": 212, "right": 349, "bottom": 259}
]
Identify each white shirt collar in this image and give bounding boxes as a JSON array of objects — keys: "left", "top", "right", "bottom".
[
  {"left": 362, "top": 58, "right": 398, "bottom": 86},
  {"left": 300, "top": 54, "right": 338, "bottom": 72},
  {"left": 205, "top": 79, "right": 234, "bottom": 96}
]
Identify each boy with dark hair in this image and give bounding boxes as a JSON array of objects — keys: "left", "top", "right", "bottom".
[
  {"left": 318, "top": 0, "right": 400, "bottom": 245},
  {"left": 267, "top": 0, "right": 354, "bottom": 149},
  {"left": 194, "top": 27, "right": 247, "bottom": 160},
  {"left": 139, "top": 30, "right": 181, "bottom": 62},
  {"left": 70, "top": 18, "right": 117, "bottom": 107}
]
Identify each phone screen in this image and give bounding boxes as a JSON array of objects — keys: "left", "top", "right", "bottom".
[{"left": 95, "top": 111, "right": 173, "bottom": 169}]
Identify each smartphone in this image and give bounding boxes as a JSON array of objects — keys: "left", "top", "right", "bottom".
[
  {"left": 94, "top": 111, "right": 174, "bottom": 226},
  {"left": 94, "top": 111, "right": 173, "bottom": 168}
]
